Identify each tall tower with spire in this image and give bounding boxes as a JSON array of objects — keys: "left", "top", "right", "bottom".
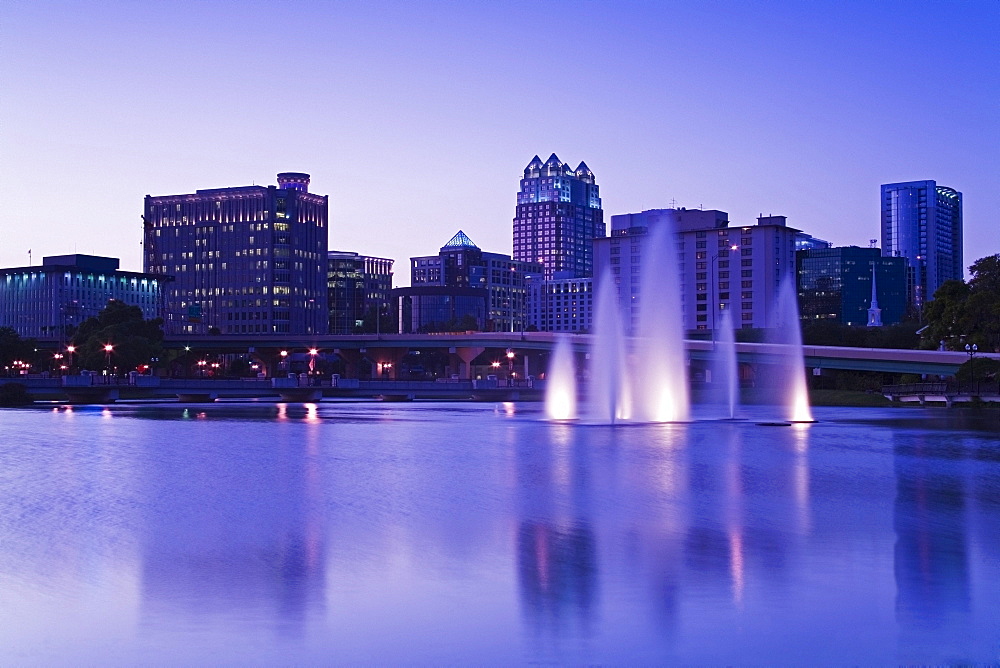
[
  {"left": 867, "top": 261, "right": 883, "bottom": 327},
  {"left": 512, "top": 154, "right": 604, "bottom": 279}
]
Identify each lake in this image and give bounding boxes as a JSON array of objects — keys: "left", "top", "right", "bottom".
[{"left": 1, "top": 402, "right": 998, "bottom": 665}]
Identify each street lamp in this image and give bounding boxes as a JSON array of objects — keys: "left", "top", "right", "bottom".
[
  {"left": 965, "top": 343, "right": 978, "bottom": 393},
  {"left": 506, "top": 348, "right": 515, "bottom": 384},
  {"left": 66, "top": 345, "right": 76, "bottom": 371},
  {"left": 104, "top": 344, "right": 114, "bottom": 376}
]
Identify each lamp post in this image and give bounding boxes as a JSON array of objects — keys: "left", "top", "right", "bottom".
[
  {"left": 104, "top": 344, "right": 114, "bottom": 377},
  {"left": 197, "top": 359, "right": 207, "bottom": 377},
  {"left": 506, "top": 348, "right": 515, "bottom": 385},
  {"left": 965, "top": 343, "right": 978, "bottom": 393},
  {"left": 309, "top": 348, "right": 319, "bottom": 379},
  {"left": 66, "top": 345, "right": 76, "bottom": 372}
]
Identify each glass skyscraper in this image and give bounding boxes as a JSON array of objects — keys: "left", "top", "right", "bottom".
[
  {"left": 512, "top": 154, "right": 604, "bottom": 279},
  {"left": 880, "top": 180, "right": 963, "bottom": 309},
  {"left": 797, "top": 246, "right": 907, "bottom": 326}
]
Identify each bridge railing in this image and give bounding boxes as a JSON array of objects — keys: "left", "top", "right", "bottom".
[
  {"left": 882, "top": 383, "right": 948, "bottom": 395},
  {"left": 883, "top": 381, "right": 999, "bottom": 396}
]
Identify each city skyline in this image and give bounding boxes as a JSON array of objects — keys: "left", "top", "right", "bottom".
[{"left": 2, "top": 1, "right": 997, "bottom": 282}]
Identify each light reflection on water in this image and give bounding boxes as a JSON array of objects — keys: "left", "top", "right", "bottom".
[{"left": 0, "top": 403, "right": 998, "bottom": 664}]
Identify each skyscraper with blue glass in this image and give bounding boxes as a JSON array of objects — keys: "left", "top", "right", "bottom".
[
  {"left": 880, "top": 180, "right": 963, "bottom": 309},
  {"left": 512, "top": 154, "right": 604, "bottom": 279}
]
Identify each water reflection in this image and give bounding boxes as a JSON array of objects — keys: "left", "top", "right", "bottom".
[
  {"left": 517, "top": 521, "right": 597, "bottom": 634},
  {"left": 138, "top": 411, "right": 327, "bottom": 638},
  {"left": 894, "top": 433, "right": 971, "bottom": 661},
  {"left": 515, "top": 423, "right": 600, "bottom": 642}
]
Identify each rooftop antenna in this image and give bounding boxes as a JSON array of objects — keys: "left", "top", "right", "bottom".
[{"left": 669, "top": 198, "right": 678, "bottom": 209}]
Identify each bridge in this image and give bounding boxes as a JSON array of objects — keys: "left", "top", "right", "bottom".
[{"left": 150, "top": 332, "right": 991, "bottom": 377}]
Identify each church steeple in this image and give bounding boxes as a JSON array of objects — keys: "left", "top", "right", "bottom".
[{"left": 867, "top": 261, "right": 883, "bottom": 327}]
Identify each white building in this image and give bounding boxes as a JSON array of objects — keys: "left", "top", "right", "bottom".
[
  {"left": 593, "top": 209, "right": 801, "bottom": 333},
  {"left": 0, "top": 255, "right": 164, "bottom": 340}
]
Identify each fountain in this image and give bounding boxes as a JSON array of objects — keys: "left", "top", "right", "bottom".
[
  {"left": 543, "top": 225, "right": 808, "bottom": 426},
  {"left": 585, "top": 270, "right": 632, "bottom": 423},
  {"left": 544, "top": 335, "right": 577, "bottom": 420},
  {"left": 545, "top": 217, "right": 689, "bottom": 424},
  {"left": 769, "top": 278, "right": 814, "bottom": 423},
  {"left": 632, "top": 221, "right": 690, "bottom": 422},
  {"left": 708, "top": 308, "right": 740, "bottom": 420}
]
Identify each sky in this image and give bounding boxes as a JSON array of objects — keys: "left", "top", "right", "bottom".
[{"left": 2, "top": 0, "right": 997, "bottom": 284}]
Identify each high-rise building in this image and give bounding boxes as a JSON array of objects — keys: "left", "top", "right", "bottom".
[
  {"left": 525, "top": 275, "right": 594, "bottom": 333},
  {"left": 403, "top": 230, "right": 540, "bottom": 332},
  {"left": 796, "top": 247, "right": 907, "bottom": 327},
  {"left": 881, "top": 180, "right": 963, "bottom": 308},
  {"left": 143, "top": 172, "right": 329, "bottom": 335},
  {"left": 326, "top": 251, "right": 394, "bottom": 334},
  {"left": 512, "top": 154, "right": 604, "bottom": 279},
  {"left": 594, "top": 209, "right": 801, "bottom": 333},
  {"left": 0, "top": 255, "right": 164, "bottom": 340}
]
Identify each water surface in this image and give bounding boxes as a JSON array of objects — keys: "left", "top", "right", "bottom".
[{"left": 1, "top": 402, "right": 998, "bottom": 664}]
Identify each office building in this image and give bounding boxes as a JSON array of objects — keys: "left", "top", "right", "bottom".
[
  {"left": 143, "top": 172, "right": 328, "bottom": 335},
  {"left": 525, "top": 275, "right": 594, "bottom": 332},
  {"left": 512, "top": 154, "right": 604, "bottom": 279},
  {"left": 327, "top": 251, "right": 394, "bottom": 334},
  {"left": 404, "top": 230, "right": 541, "bottom": 333},
  {"left": 394, "top": 285, "right": 488, "bottom": 334},
  {"left": 594, "top": 209, "right": 801, "bottom": 333},
  {"left": 797, "top": 247, "right": 907, "bottom": 326},
  {"left": 0, "top": 255, "right": 164, "bottom": 340},
  {"left": 881, "top": 180, "right": 963, "bottom": 308}
]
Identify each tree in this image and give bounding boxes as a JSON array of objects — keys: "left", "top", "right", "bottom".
[
  {"left": 0, "top": 327, "right": 35, "bottom": 370},
  {"left": 964, "top": 255, "right": 1000, "bottom": 351},
  {"left": 921, "top": 254, "right": 1000, "bottom": 351},
  {"left": 72, "top": 300, "right": 164, "bottom": 373},
  {"left": 355, "top": 305, "right": 396, "bottom": 334}
]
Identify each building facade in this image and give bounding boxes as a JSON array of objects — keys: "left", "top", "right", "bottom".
[
  {"left": 525, "top": 276, "right": 594, "bottom": 332},
  {"left": 797, "top": 247, "right": 907, "bottom": 326},
  {"left": 143, "top": 172, "right": 329, "bottom": 336},
  {"left": 512, "top": 154, "right": 604, "bottom": 279},
  {"left": 394, "top": 285, "right": 487, "bottom": 334},
  {"left": 409, "top": 230, "right": 540, "bottom": 332},
  {"left": 327, "top": 251, "right": 394, "bottom": 334},
  {"left": 881, "top": 180, "right": 963, "bottom": 309},
  {"left": 594, "top": 209, "right": 801, "bottom": 333},
  {"left": 0, "top": 255, "right": 164, "bottom": 340}
]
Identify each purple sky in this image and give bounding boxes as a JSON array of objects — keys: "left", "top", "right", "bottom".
[{"left": 2, "top": 1, "right": 997, "bottom": 284}]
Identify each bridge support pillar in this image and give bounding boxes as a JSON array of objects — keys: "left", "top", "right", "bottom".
[
  {"left": 335, "top": 349, "right": 364, "bottom": 379},
  {"left": 450, "top": 346, "right": 484, "bottom": 380}
]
